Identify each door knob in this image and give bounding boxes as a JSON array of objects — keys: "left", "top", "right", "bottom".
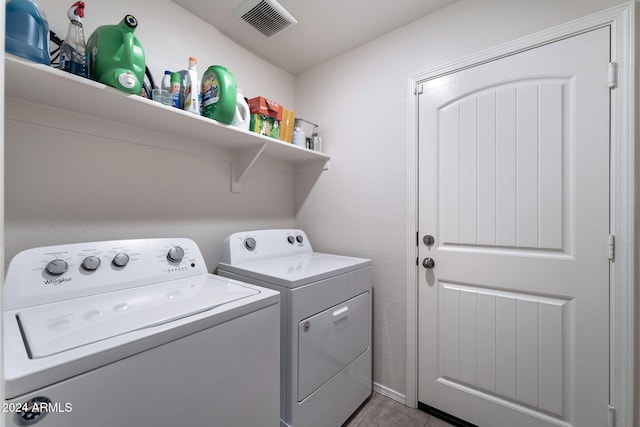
[{"left": 422, "top": 257, "right": 435, "bottom": 269}]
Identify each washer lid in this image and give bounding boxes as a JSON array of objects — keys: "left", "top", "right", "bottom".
[
  {"left": 17, "top": 275, "right": 259, "bottom": 358},
  {"left": 220, "top": 253, "right": 371, "bottom": 288}
]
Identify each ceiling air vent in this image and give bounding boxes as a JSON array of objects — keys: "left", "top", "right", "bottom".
[{"left": 233, "top": 0, "right": 297, "bottom": 38}]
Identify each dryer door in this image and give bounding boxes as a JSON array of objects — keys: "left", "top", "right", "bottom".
[{"left": 297, "top": 291, "right": 370, "bottom": 401}]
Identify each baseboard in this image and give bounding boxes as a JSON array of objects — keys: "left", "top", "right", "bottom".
[
  {"left": 371, "top": 383, "right": 477, "bottom": 427},
  {"left": 372, "top": 382, "right": 406, "bottom": 405},
  {"left": 418, "top": 402, "right": 478, "bottom": 427}
]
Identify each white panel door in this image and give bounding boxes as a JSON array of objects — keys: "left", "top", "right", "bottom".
[{"left": 418, "top": 27, "right": 610, "bottom": 427}]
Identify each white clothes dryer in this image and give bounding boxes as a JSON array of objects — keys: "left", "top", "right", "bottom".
[
  {"left": 218, "top": 229, "right": 372, "bottom": 427},
  {"left": 4, "top": 238, "right": 280, "bottom": 427}
]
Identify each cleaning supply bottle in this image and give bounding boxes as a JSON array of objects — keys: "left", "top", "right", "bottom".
[
  {"left": 59, "top": 1, "right": 87, "bottom": 77},
  {"left": 292, "top": 127, "right": 305, "bottom": 146},
  {"left": 202, "top": 65, "right": 237, "bottom": 125},
  {"left": 161, "top": 70, "right": 172, "bottom": 92},
  {"left": 86, "top": 15, "right": 145, "bottom": 94},
  {"left": 183, "top": 57, "right": 200, "bottom": 115},
  {"left": 177, "top": 70, "right": 188, "bottom": 109},
  {"left": 170, "top": 72, "right": 181, "bottom": 108},
  {"left": 231, "top": 88, "right": 250, "bottom": 130},
  {"left": 5, "top": 0, "right": 50, "bottom": 65}
]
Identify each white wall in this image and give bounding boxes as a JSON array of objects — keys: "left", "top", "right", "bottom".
[
  {"left": 5, "top": 0, "right": 297, "bottom": 267},
  {"left": 294, "top": 0, "right": 628, "bottom": 398},
  {"left": 5, "top": 104, "right": 296, "bottom": 267}
]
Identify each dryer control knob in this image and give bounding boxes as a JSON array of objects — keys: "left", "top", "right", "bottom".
[
  {"left": 287, "top": 236, "right": 295, "bottom": 244},
  {"left": 244, "top": 237, "right": 257, "bottom": 251},
  {"left": 45, "top": 259, "right": 68, "bottom": 276},
  {"left": 296, "top": 235, "right": 304, "bottom": 243},
  {"left": 81, "top": 256, "right": 101, "bottom": 271},
  {"left": 167, "top": 246, "right": 185, "bottom": 263},
  {"left": 112, "top": 252, "right": 130, "bottom": 267}
]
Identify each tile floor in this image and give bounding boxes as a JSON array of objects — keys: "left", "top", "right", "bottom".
[{"left": 343, "top": 392, "right": 455, "bottom": 427}]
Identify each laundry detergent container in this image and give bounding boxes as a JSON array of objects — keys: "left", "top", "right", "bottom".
[
  {"left": 5, "top": 0, "right": 50, "bottom": 65},
  {"left": 87, "top": 15, "right": 145, "bottom": 94}
]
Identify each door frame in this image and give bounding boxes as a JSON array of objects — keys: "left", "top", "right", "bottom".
[{"left": 405, "top": 3, "right": 636, "bottom": 426}]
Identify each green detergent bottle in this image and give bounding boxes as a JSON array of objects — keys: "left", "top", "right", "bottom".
[
  {"left": 202, "top": 65, "right": 237, "bottom": 125},
  {"left": 86, "top": 15, "right": 145, "bottom": 94}
]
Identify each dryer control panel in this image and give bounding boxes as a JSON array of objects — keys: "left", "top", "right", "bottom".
[
  {"left": 221, "top": 229, "right": 312, "bottom": 264},
  {"left": 4, "top": 238, "right": 208, "bottom": 310}
]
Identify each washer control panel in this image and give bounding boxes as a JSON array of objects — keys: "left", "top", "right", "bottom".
[
  {"left": 221, "top": 229, "right": 312, "bottom": 264},
  {"left": 4, "top": 238, "right": 208, "bottom": 310}
]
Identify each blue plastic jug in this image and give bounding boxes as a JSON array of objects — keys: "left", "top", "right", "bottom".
[{"left": 5, "top": 0, "right": 50, "bottom": 65}]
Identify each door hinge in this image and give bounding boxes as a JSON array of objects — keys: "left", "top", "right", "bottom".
[
  {"left": 608, "top": 234, "right": 615, "bottom": 261},
  {"left": 607, "top": 404, "right": 615, "bottom": 427},
  {"left": 608, "top": 62, "right": 618, "bottom": 89},
  {"left": 414, "top": 83, "right": 423, "bottom": 95}
]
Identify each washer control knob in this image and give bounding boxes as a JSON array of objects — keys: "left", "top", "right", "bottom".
[
  {"left": 167, "top": 246, "right": 185, "bottom": 263},
  {"left": 287, "top": 236, "right": 295, "bottom": 244},
  {"left": 112, "top": 252, "right": 130, "bottom": 267},
  {"left": 81, "top": 256, "right": 101, "bottom": 271},
  {"left": 244, "top": 237, "right": 257, "bottom": 251},
  {"left": 296, "top": 235, "right": 304, "bottom": 243},
  {"left": 45, "top": 259, "right": 68, "bottom": 276}
]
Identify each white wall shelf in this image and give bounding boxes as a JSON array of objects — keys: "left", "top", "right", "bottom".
[{"left": 4, "top": 55, "right": 329, "bottom": 192}]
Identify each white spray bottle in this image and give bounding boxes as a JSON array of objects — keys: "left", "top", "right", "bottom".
[{"left": 183, "top": 57, "right": 200, "bottom": 115}]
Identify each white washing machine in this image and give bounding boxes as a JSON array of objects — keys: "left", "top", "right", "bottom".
[
  {"left": 3, "top": 238, "right": 280, "bottom": 427},
  {"left": 217, "top": 229, "right": 372, "bottom": 427}
]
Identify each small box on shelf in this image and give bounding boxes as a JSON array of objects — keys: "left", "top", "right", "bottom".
[
  {"left": 279, "top": 108, "right": 296, "bottom": 143},
  {"left": 248, "top": 96, "right": 283, "bottom": 139},
  {"left": 249, "top": 114, "right": 280, "bottom": 139}
]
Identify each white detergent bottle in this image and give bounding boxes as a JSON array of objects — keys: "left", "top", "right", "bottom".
[
  {"left": 183, "top": 57, "right": 200, "bottom": 115},
  {"left": 231, "top": 88, "right": 250, "bottom": 130}
]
